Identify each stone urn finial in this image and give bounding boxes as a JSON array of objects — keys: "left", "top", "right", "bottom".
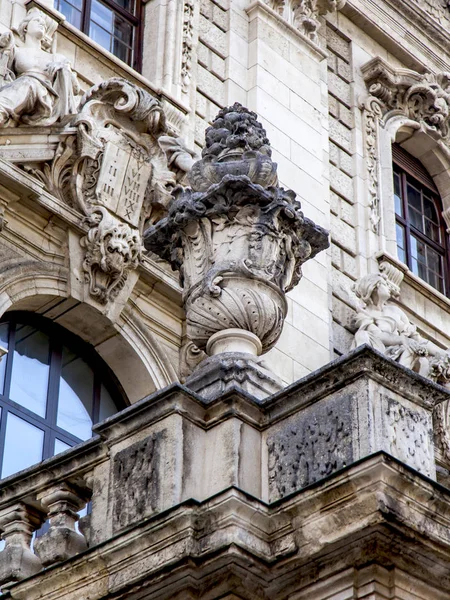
[{"left": 144, "top": 103, "right": 329, "bottom": 398}]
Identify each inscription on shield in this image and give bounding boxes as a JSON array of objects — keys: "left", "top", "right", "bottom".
[{"left": 96, "top": 141, "right": 152, "bottom": 227}]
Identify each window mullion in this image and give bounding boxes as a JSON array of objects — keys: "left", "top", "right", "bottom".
[{"left": 43, "top": 338, "right": 62, "bottom": 460}]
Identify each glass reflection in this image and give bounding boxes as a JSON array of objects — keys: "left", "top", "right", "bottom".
[
  {"left": 10, "top": 325, "right": 50, "bottom": 417},
  {"left": 57, "top": 346, "right": 94, "bottom": 441},
  {"left": 0, "top": 323, "right": 8, "bottom": 395},
  {"left": 55, "top": 438, "right": 72, "bottom": 455},
  {"left": 2, "top": 413, "right": 44, "bottom": 478}
]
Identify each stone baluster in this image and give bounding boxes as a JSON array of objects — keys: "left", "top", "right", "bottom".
[
  {"left": 0, "top": 503, "right": 44, "bottom": 589},
  {"left": 33, "top": 482, "right": 89, "bottom": 567}
]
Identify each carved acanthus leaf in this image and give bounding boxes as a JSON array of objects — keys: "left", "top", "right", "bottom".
[{"left": 362, "top": 57, "right": 450, "bottom": 139}]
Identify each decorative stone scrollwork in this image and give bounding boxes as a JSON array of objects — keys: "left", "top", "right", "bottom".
[
  {"left": 21, "top": 77, "right": 193, "bottom": 304},
  {"left": 80, "top": 207, "right": 141, "bottom": 304},
  {"left": 145, "top": 103, "right": 328, "bottom": 398},
  {"left": 264, "top": 0, "right": 346, "bottom": 43},
  {"left": 0, "top": 7, "right": 80, "bottom": 127},
  {"left": 362, "top": 57, "right": 450, "bottom": 140}
]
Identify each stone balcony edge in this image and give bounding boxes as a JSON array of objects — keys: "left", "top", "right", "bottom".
[{"left": 5, "top": 453, "right": 450, "bottom": 600}]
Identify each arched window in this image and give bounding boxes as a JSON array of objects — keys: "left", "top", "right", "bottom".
[
  {"left": 0, "top": 312, "right": 127, "bottom": 479},
  {"left": 393, "top": 144, "right": 449, "bottom": 295}
]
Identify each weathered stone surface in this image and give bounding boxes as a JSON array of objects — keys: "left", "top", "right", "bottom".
[
  {"left": 112, "top": 431, "right": 165, "bottom": 532},
  {"left": 267, "top": 391, "right": 353, "bottom": 498}
]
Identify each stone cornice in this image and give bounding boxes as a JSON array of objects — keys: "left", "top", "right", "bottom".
[{"left": 342, "top": 0, "right": 450, "bottom": 73}]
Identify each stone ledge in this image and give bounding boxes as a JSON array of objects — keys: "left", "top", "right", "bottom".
[{"left": 6, "top": 454, "right": 450, "bottom": 600}]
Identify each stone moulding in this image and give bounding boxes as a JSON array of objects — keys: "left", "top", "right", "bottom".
[
  {"left": 360, "top": 56, "right": 450, "bottom": 235},
  {"left": 181, "top": 0, "right": 195, "bottom": 95},
  {"left": 361, "top": 96, "right": 383, "bottom": 233}
]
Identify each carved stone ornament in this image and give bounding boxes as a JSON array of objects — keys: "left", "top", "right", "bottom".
[
  {"left": 181, "top": 0, "right": 195, "bottom": 95},
  {"left": 0, "top": 7, "right": 80, "bottom": 127},
  {"left": 22, "top": 78, "right": 194, "bottom": 304},
  {"left": 263, "top": 0, "right": 346, "bottom": 43},
  {"left": 145, "top": 103, "right": 329, "bottom": 395},
  {"left": 362, "top": 57, "right": 450, "bottom": 140},
  {"left": 352, "top": 272, "right": 450, "bottom": 385}
]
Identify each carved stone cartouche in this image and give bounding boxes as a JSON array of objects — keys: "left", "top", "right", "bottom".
[
  {"left": 144, "top": 103, "right": 329, "bottom": 396},
  {"left": 0, "top": 8, "right": 79, "bottom": 127},
  {"left": 23, "top": 77, "right": 191, "bottom": 305}
]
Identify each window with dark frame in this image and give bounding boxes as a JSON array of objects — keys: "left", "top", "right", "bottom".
[
  {"left": 0, "top": 312, "right": 127, "bottom": 481},
  {"left": 393, "top": 144, "right": 450, "bottom": 296},
  {"left": 55, "top": 0, "right": 142, "bottom": 70}
]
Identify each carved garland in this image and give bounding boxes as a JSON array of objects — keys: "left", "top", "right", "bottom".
[
  {"left": 361, "top": 96, "right": 383, "bottom": 233},
  {"left": 181, "top": 0, "right": 195, "bottom": 94}
]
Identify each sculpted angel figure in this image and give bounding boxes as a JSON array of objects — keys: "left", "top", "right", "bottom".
[
  {"left": 0, "top": 8, "right": 80, "bottom": 127},
  {"left": 352, "top": 273, "right": 450, "bottom": 380}
]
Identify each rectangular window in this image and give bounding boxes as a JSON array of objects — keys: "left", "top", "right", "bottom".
[{"left": 55, "top": 0, "right": 141, "bottom": 70}]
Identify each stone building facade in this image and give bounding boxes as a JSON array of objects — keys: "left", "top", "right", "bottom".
[{"left": 1, "top": 0, "right": 450, "bottom": 598}]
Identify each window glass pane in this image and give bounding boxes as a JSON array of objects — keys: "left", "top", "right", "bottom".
[
  {"left": 91, "top": 0, "right": 113, "bottom": 33},
  {"left": 407, "top": 184, "right": 422, "bottom": 212},
  {"left": 409, "top": 207, "right": 423, "bottom": 232},
  {"left": 10, "top": 325, "right": 50, "bottom": 418},
  {"left": 114, "top": 16, "right": 132, "bottom": 44},
  {"left": 112, "top": 39, "right": 131, "bottom": 64},
  {"left": 394, "top": 172, "right": 403, "bottom": 216},
  {"left": 57, "top": 0, "right": 82, "bottom": 28},
  {"left": 2, "top": 413, "right": 44, "bottom": 478},
  {"left": 424, "top": 218, "right": 440, "bottom": 243},
  {"left": 424, "top": 197, "right": 438, "bottom": 222},
  {"left": 0, "top": 323, "right": 8, "bottom": 395},
  {"left": 55, "top": 438, "right": 72, "bottom": 455},
  {"left": 111, "top": 0, "right": 134, "bottom": 13},
  {"left": 89, "top": 22, "right": 112, "bottom": 52},
  {"left": 57, "top": 347, "right": 94, "bottom": 441},
  {"left": 396, "top": 223, "right": 406, "bottom": 264},
  {"left": 100, "top": 383, "right": 118, "bottom": 422}
]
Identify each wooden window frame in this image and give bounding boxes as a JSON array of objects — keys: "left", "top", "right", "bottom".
[
  {"left": 56, "top": 0, "right": 143, "bottom": 71},
  {"left": 393, "top": 153, "right": 450, "bottom": 296}
]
